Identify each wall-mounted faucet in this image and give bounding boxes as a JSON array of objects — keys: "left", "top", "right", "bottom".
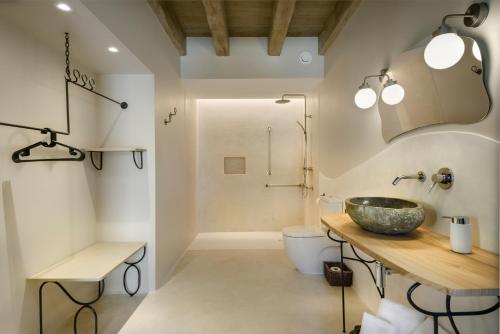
[{"left": 392, "top": 171, "right": 426, "bottom": 186}]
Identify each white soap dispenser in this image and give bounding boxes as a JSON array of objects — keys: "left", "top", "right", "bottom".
[{"left": 443, "top": 216, "right": 472, "bottom": 254}]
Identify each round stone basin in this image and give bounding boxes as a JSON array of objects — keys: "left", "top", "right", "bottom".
[{"left": 345, "top": 197, "right": 425, "bottom": 235}]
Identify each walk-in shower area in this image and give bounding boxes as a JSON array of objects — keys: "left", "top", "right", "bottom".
[{"left": 190, "top": 96, "right": 317, "bottom": 249}]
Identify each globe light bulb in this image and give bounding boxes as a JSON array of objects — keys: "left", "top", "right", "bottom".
[
  {"left": 381, "top": 80, "right": 405, "bottom": 106},
  {"left": 472, "top": 40, "right": 482, "bottom": 61},
  {"left": 354, "top": 84, "right": 377, "bottom": 109},
  {"left": 424, "top": 32, "right": 465, "bottom": 70}
]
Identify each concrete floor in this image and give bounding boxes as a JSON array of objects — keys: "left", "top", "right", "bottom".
[
  {"left": 120, "top": 250, "right": 368, "bottom": 334},
  {"left": 59, "top": 294, "right": 145, "bottom": 333}
]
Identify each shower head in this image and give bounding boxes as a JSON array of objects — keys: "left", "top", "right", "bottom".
[{"left": 275, "top": 98, "right": 291, "bottom": 104}]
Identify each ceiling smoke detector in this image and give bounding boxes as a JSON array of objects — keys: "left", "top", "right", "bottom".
[{"left": 298, "top": 51, "right": 312, "bottom": 65}]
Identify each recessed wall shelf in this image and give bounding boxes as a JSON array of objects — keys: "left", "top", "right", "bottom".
[{"left": 84, "top": 148, "right": 146, "bottom": 170}]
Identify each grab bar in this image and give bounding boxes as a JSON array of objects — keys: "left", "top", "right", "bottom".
[
  {"left": 267, "top": 126, "right": 272, "bottom": 175},
  {"left": 265, "top": 183, "right": 304, "bottom": 188},
  {"left": 265, "top": 183, "right": 314, "bottom": 190}
]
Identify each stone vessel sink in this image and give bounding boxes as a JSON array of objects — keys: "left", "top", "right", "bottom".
[{"left": 345, "top": 197, "right": 425, "bottom": 235}]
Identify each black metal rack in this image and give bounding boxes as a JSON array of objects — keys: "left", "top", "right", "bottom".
[
  {"left": 0, "top": 33, "right": 128, "bottom": 163},
  {"left": 326, "top": 229, "right": 499, "bottom": 334}
]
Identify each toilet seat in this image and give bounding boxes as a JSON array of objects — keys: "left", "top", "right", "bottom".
[{"left": 282, "top": 225, "right": 325, "bottom": 238}]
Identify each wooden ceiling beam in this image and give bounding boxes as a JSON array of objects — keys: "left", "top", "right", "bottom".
[
  {"left": 148, "top": 0, "right": 187, "bottom": 56},
  {"left": 201, "top": 0, "right": 229, "bottom": 56},
  {"left": 318, "top": 0, "right": 362, "bottom": 56},
  {"left": 268, "top": 0, "right": 296, "bottom": 56}
]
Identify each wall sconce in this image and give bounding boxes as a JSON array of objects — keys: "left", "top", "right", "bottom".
[
  {"left": 354, "top": 70, "right": 405, "bottom": 109},
  {"left": 424, "top": 2, "right": 488, "bottom": 70}
]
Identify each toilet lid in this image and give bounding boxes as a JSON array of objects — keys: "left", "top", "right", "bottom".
[{"left": 282, "top": 225, "right": 325, "bottom": 238}]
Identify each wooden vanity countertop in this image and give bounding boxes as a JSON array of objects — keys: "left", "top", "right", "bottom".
[{"left": 322, "top": 214, "right": 499, "bottom": 296}]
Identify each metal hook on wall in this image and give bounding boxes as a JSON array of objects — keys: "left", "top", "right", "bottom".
[{"left": 164, "top": 107, "right": 178, "bottom": 125}]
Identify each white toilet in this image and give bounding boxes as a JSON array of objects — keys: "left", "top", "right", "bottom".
[{"left": 283, "top": 196, "right": 343, "bottom": 274}]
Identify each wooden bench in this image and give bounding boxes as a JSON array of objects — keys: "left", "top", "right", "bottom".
[{"left": 29, "top": 242, "right": 146, "bottom": 334}]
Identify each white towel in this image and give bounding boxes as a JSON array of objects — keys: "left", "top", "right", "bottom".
[
  {"left": 360, "top": 312, "right": 397, "bottom": 334},
  {"left": 411, "top": 317, "right": 449, "bottom": 334},
  {"left": 377, "top": 299, "right": 426, "bottom": 334}
]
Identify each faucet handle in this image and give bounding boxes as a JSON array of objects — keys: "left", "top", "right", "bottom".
[
  {"left": 429, "top": 168, "right": 454, "bottom": 192},
  {"left": 428, "top": 181, "right": 438, "bottom": 193}
]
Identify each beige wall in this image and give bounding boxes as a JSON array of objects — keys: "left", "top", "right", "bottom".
[
  {"left": 319, "top": 0, "right": 499, "bottom": 332},
  {"left": 0, "top": 20, "right": 98, "bottom": 333},
  {"left": 95, "top": 74, "right": 156, "bottom": 294},
  {"left": 319, "top": 0, "right": 498, "bottom": 178},
  {"left": 197, "top": 99, "right": 305, "bottom": 232},
  {"left": 84, "top": 0, "right": 198, "bottom": 289}
]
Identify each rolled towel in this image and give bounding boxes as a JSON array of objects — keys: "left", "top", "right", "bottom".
[
  {"left": 377, "top": 299, "right": 426, "bottom": 334},
  {"left": 359, "top": 312, "right": 397, "bottom": 334},
  {"left": 411, "top": 317, "right": 449, "bottom": 334}
]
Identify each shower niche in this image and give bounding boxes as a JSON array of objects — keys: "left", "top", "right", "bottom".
[{"left": 224, "top": 157, "right": 246, "bottom": 175}]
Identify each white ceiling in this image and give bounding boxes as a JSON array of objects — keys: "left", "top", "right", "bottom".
[{"left": 0, "top": 0, "right": 150, "bottom": 75}]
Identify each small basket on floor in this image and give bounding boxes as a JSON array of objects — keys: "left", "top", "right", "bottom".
[
  {"left": 349, "top": 325, "right": 361, "bottom": 334},
  {"left": 323, "top": 261, "right": 353, "bottom": 287}
]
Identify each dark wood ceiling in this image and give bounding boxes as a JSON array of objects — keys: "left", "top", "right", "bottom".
[{"left": 148, "top": 0, "right": 361, "bottom": 56}]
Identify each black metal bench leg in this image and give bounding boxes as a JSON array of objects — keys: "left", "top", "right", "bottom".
[
  {"left": 123, "top": 246, "right": 146, "bottom": 296},
  {"left": 39, "top": 280, "right": 104, "bottom": 334}
]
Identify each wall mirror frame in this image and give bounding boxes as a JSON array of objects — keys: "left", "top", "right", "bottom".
[{"left": 378, "top": 35, "right": 491, "bottom": 142}]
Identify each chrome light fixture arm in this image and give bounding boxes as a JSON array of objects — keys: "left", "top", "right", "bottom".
[
  {"left": 439, "top": 2, "right": 488, "bottom": 29},
  {"left": 361, "top": 72, "right": 390, "bottom": 85}
]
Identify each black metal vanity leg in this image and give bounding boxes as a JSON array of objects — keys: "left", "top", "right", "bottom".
[
  {"left": 340, "top": 241, "right": 346, "bottom": 333},
  {"left": 39, "top": 282, "right": 48, "bottom": 334},
  {"left": 433, "top": 316, "right": 439, "bottom": 334},
  {"left": 123, "top": 246, "right": 146, "bottom": 296},
  {"left": 407, "top": 282, "right": 499, "bottom": 334},
  {"left": 446, "top": 295, "right": 460, "bottom": 334}
]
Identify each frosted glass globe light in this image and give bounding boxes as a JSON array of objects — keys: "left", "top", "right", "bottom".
[
  {"left": 424, "top": 32, "right": 465, "bottom": 69},
  {"left": 381, "top": 81, "right": 405, "bottom": 105},
  {"left": 472, "top": 41, "right": 482, "bottom": 61},
  {"left": 354, "top": 85, "right": 377, "bottom": 109}
]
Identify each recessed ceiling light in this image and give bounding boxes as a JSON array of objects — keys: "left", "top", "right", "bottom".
[
  {"left": 55, "top": 2, "right": 72, "bottom": 12},
  {"left": 108, "top": 46, "right": 119, "bottom": 53}
]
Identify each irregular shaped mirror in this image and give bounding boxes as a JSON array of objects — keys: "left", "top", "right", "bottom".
[{"left": 378, "top": 36, "right": 490, "bottom": 142}]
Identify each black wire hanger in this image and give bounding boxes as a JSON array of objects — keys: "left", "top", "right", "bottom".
[{"left": 12, "top": 128, "right": 85, "bottom": 163}]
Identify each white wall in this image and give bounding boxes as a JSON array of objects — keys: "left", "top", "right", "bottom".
[
  {"left": 84, "top": 0, "right": 198, "bottom": 288},
  {"left": 318, "top": 0, "right": 499, "bottom": 332},
  {"left": 182, "top": 37, "right": 323, "bottom": 79},
  {"left": 0, "top": 20, "right": 98, "bottom": 333},
  {"left": 94, "top": 74, "right": 155, "bottom": 294},
  {"left": 197, "top": 99, "right": 305, "bottom": 232}
]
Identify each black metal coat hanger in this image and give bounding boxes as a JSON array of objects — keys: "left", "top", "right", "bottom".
[{"left": 12, "top": 128, "right": 85, "bottom": 163}]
